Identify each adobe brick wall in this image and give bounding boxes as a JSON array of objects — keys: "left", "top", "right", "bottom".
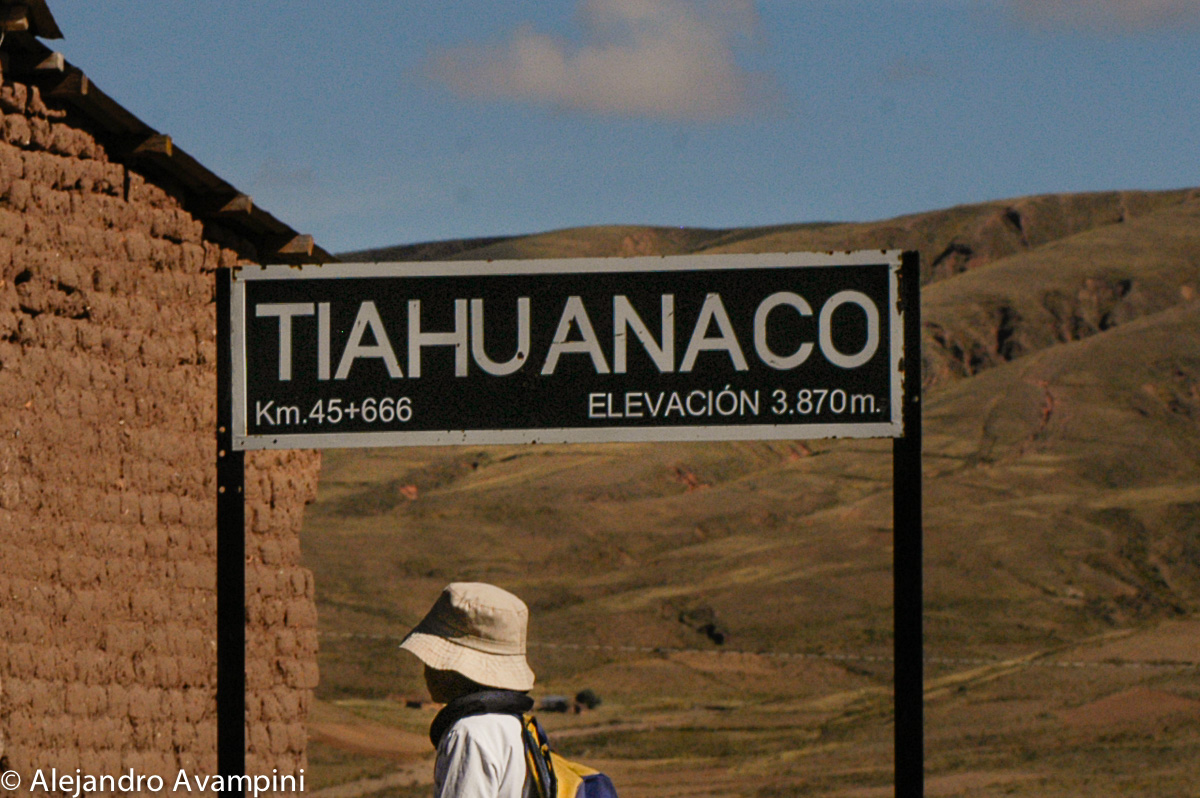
[{"left": 0, "top": 69, "right": 320, "bottom": 791}]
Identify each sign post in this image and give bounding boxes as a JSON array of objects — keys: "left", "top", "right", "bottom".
[
  {"left": 893, "top": 250, "right": 923, "bottom": 797},
  {"left": 215, "top": 250, "right": 923, "bottom": 794},
  {"left": 215, "top": 269, "right": 246, "bottom": 789}
]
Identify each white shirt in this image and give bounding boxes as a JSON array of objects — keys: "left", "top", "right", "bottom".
[{"left": 434, "top": 713, "right": 529, "bottom": 798}]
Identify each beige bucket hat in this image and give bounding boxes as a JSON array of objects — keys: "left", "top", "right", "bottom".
[{"left": 400, "top": 582, "right": 536, "bottom": 691}]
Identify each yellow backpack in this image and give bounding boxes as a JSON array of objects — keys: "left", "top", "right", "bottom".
[{"left": 521, "top": 714, "right": 618, "bottom": 798}]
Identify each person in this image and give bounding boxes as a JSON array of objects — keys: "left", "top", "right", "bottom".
[{"left": 400, "top": 582, "right": 537, "bottom": 798}]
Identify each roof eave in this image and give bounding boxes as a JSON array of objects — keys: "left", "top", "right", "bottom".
[{"left": 0, "top": 14, "right": 335, "bottom": 265}]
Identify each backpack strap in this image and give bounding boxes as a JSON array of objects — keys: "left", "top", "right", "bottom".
[{"left": 521, "top": 714, "right": 557, "bottom": 798}]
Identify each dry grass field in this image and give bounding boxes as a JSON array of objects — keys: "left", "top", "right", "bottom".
[{"left": 305, "top": 189, "right": 1200, "bottom": 797}]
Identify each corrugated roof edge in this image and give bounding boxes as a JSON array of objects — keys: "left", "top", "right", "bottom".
[{"left": 0, "top": 1, "right": 335, "bottom": 265}]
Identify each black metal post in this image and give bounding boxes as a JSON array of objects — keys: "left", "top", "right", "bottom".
[
  {"left": 893, "top": 250, "right": 923, "bottom": 797},
  {"left": 215, "top": 267, "right": 246, "bottom": 787}
]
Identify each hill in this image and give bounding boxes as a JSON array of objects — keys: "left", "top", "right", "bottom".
[{"left": 303, "top": 189, "right": 1200, "bottom": 797}]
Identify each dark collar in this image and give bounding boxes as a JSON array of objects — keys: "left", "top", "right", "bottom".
[{"left": 429, "top": 689, "right": 535, "bottom": 747}]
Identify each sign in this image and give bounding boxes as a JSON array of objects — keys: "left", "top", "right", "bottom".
[
  {"left": 229, "top": 251, "right": 904, "bottom": 450},
  {"left": 217, "top": 250, "right": 923, "bottom": 795}
]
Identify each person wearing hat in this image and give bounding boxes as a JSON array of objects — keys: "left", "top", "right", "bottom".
[{"left": 400, "top": 582, "right": 537, "bottom": 798}]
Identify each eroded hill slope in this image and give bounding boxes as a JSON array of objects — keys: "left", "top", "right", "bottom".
[{"left": 307, "top": 189, "right": 1200, "bottom": 797}]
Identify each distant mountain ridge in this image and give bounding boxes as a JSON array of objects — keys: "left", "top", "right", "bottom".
[{"left": 341, "top": 188, "right": 1198, "bottom": 283}]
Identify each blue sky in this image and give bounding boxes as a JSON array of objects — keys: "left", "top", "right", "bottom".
[{"left": 47, "top": 1, "right": 1200, "bottom": 253}]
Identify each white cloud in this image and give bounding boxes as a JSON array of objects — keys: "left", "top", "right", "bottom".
[
  {"left": 425, "top": 0, "right": 777, "bottom": 121},
  {"left": 1009, "top": 0, "right": 1200, "bottom": 30}
]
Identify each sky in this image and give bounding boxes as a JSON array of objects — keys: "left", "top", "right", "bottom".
[{"left": 45, "top": 0, "right": 1200, "bottom": 253}]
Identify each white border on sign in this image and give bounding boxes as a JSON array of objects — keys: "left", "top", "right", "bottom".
[
  {"left": 233, "top": 250, "right": 899, "bottom": 280},
  {"left": 234, "top": 422, "right": 902, "bottom": 451},
  {"left": 230, "top": 251, "right": 905, "bottom": 449}
]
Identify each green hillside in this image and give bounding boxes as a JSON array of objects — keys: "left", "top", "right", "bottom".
[{"left": 304, "top": 189, "right": 1200, "bottom": 797}]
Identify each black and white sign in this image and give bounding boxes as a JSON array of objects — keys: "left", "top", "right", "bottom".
[{"left": 229, "top": 252, "right": 903, "bottom": 449}]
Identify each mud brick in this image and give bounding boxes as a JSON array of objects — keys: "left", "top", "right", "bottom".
[
  {"left": 30, "top": 183, "right": 68, "bottom": 215},
  {"left": 179, "top": 242, "right": 205, "bottom": 273},
  {"left": 248, "top": 722, "right": 271, "bottom": 756},
  {"left": 103, "top": 622, "right": 146, "bottom": 656},
  {"left": 244, "top": 692, "right": 265, "bottom": 723},
  {"left": 277, "top": 752, "right": 301, "bottom": 779},
  {"left": 194, "top": 736, "right": 218, "bottom": 775},
  {"left": 172, "top": 719, "right": 198, "bottom": 751},
  {"left": 158, "top": 658, "right": 182, "bottom": 690},
  {"left": 260, "top": 690, "right": 285, "bottom": 722},
  {"left": 87, "top": 160, "right": 123, "bottom": 193},
  {"left": 288, "top": 570, "right": 308, "bottom": 597},
  {"left": 121, "top": 748, "right": 147, "bottom": 772},
  {"left": 246, "top": 660, "right": 277, "bottom": 691},
  {"left": 273, "top": 630, "right": 297, "bottom": 659},
  {"left": 138, "top": 494, "right": 161, "bottom": 525},
  {"left": 179, "top": 497, "right": 210, "bottom": 527},
  {"left": 19, "top": 612, "right": 49, "bottom": 644},
  {"left": 28, "top": 116, "right": 52, "bottom": 149},
  {"left": 116, "top": 490, "right": 138, "bottom": 523},
  {"left": 70, "top": 718, "right": 99, "bottom": 749},
  {"left": 249, "top": 504, "right": 271, "bottom": 534},
  {"left": 295, "top": 628, "right": 319, "bottom": 657},
  {"left": 53, "top": 746, "right": 81, "bottom": 773},
  {"left": 273, "top": 570, "right": 298, "bottom": 597},
  {"left": 4, "top": 174, "right": 31, "bottom": 209},
  {"left": 132, "top": 655, "right": 157, "bottom": 683},
  {"left": 0, "top": 82, "right": 26, "bottom": 112},
  {"left": 120, "top": 229, "right": 152, "bottom": 263},
  {"left": 164, "top": 516, "right": 188, "bottom": 548},
  {"left": 190, "top": 561, "right": 216, "bottom": 591},
  {"left": 25, "top": 86, "right": 51, "bottom": 118},
  {"left": 126, "top": 685, "right": 155, "bottom": 720},
  {"left": 65, "top": 683, "right": 90, "bottom": 715},
  {"left": 0, "top": 205, "right": 21, "bottom": 238},
  {"left": 76, "top": 748, "right": 104, "bottom": 775},
  {"left": 259, "top": 600, "right": 287, "bottom": 630},
  {"left": 27, "top": 679, "right": 57, "bottom": 715},
  {"left": 72, "top": 648, "right": 105, "bottom": 685},
  {"left": 93, "top": 748, "right": 122, "bottom": 775},
  {"left": 4, "top": 676, "right": 31, "bottom": 708},
  {"left": 6, "top": 644, "right": 35, "bottom": 682},
  {"left": 259, "top": 539, "right": 282, "bottom": 566},
  {"left": 49, "top": 124, "right": 94, "bottom": 160},
  {"left": 274, "top": 657, "right": 307, "bottom": 691},
  {"left": 277, "top": 537, "right": 302, "bottom": 564},
  {"left": 266, "top": 721, "right": 290, "bottom": 755},
  {"left": 160, "top": 687, "right": 185, "bottom": 721},
  {"left": 0, "top": 476, "right": 20, "bottom": 509},
  {"left": 3, "top": 113, "right": 31, "bottom": 147},
  {"left": 282, "top": 722, "right": 306, "bottom": 755},
  {"left": 145, "top": 236, "right": 176, "bottom": 271},
  {"left": 175, "top": 686, "right": 207, "bottom": 723},
  {"left": 176, "top": 746, "right": 200, "bottom": 774}
]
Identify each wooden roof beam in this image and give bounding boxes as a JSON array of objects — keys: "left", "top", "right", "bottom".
[
  {"left": 1, "top": 5, "right": 29, "bottom": 33},
  {"left": 261, "top": 234, "right": 339, "bottom": 264},
  {"left": 2, "top": 48, "right": 64, "bottom": 76},
  {"left": 196, "top": 193, "right": 254, "bottom": 217},
  {"left": 26, "top": 0, "right": 63, "bottom": 39},
  {"left": 131, "top": 134, "right": 173, "bottom": 158},
  {"left": 270, "top": 234, "right": 315, "bottom": 258},
  {"left": 46, "top": 68, "right": 88, "bottom": 98}
]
